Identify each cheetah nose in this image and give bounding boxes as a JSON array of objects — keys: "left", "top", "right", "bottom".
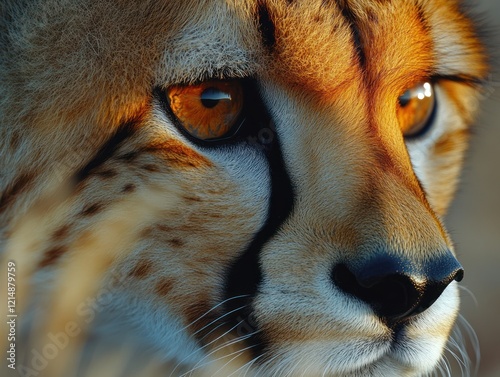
[{"left": 331, "top": 252, "right": 463, "bottom": 324}]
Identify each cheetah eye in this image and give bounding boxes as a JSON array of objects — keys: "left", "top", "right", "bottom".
[
  {"left": 165, "top": 80, "right": 244, "bottom": 141},
  {"left": 397, "top": 81, "right": 436, "bottom": 138}
]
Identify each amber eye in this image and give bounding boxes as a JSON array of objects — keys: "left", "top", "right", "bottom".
[
  {"left": 166, "top": 80, "right": 244, "bottom": 141},
  {"left": 397, "top": 82, "right": 436, "bottom": 137}
]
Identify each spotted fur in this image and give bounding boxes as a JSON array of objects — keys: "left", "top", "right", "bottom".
[{"left": 0, "top": 0, "right": 489, "bottom": 376}]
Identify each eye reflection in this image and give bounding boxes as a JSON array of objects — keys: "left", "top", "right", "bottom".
[
  {"left": 397, "top": 82, "right": 436, "bottom": 137},
  {"left": 200, "top": 88, "right": 232, "bottom": 109}
]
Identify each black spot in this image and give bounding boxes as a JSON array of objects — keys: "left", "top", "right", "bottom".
[
  {"left": 96, "top": 169, "right": 117, "bottom": 178},
  {"left": 10, "top": 131, "right": 20, "bottom": 150},
  {"left": 122, "top": 183, "right": 136, "bottom": 193},
  {"left": 129, "top": 259, "right": 153, "bottom": 279},
  {"left": 52, "top": 225, "right": 71, "bottom": 241},
  {"left": 183, "top": 195, "right": 202, "bottom": 202},
  {"left": 168, "top": 238, "right": 185, "bottom": 248},
  {"left": 39, "top": 246, "right": 68, "bottom": 268},
  {"left": 141, "top": 164, "right": 160, "bottom": 172},
  {"left": 80, "top": 203, "right": 103, "bottom": 216},
  {"left": 0, "top": 172, "right": 35, "bottom": 214},
  {"left": 117, "top": 151, "right": 140, "bottom": 162},
  {"left": 155, "top": 278, "right": 174, "bottom": 296}
]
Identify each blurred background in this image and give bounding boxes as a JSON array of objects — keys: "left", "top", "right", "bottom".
[{"left": 446, "top": 1, "right": 500, "bottom": 376}]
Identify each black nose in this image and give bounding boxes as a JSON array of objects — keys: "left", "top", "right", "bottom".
[{"left": 331, "top": 252, "right": 463, "bottom": 324}]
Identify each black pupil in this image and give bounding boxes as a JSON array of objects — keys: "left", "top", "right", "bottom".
[
  {"left": 398, "top": 90, "right": 411, "bottom": 107},
  {"left": 200, "top": 87, "right": 231, "bottom": 109}
]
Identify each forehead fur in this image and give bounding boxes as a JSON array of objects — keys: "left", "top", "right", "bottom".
[
  {"left": 0, "top": 0, "right": 487, "bottom": 128},
  {"left": 259, "top": 0, "right": 487, "bottom": 92}
]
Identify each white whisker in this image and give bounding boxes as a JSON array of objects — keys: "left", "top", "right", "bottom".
[
  {"left": 170, "top": 321, "right": 244, "bottom": 377},
  {"left": 168, "top": 299, "right": 249, "bottom": 377},
  {"left": 209, "top": 343, "right": 259, "bottom": 377},
  {"left": 198, "top": 320, "right": 227, "bottom": 341},
  {"left": 175, "top": 295, "right": 250, "bottom": 336},
  {"left": 179, "top": 321, "right": 249, "bottom": 374},
  {"left": 441, "top": 314, "right": 480, "bottom": 377},
  {"left": 458, "top": 285, "right": 478, "bottom": 307},
  {"left": 193, "top": 304, "right": 249, "bottom": 337},
  {"left": 182, "top": 331, "right": 260, "bottom": 376},
  {"left": 228, "top": 353, "right": 265, "bottom": 377},
  {"left": 204, "top": 329, "right": 261, "bottom": 361},
  {"left": 254, "top": 351, "right": 283, "bottom": 377}
]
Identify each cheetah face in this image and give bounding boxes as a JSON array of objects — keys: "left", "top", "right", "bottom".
[{"left": 1, "top": 0, "right": 488, "bottom": 376}]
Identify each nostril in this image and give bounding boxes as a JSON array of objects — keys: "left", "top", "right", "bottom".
[
  {"left": 454, "top": 268, "right": 464, "bottom": 282},
  {"left": 331, "top": 252, "right": 464, "bottom": 324},
  {"left": 413, "top": 266, "right": 464, "bottom": 315},
  {"left": 332, "top": 263, "right": 421, "bottom": 320}
]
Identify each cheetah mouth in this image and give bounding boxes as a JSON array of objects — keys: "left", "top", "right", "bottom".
[
  {"left": 340, "top": 320, "right": 450, "bottom": 376},
  {"left": 232, "top": 336, "right": 435, "bottom": 377},
  {"left": 203, "top": 292, "right": 453, "bottom": 377},
  {"left": 214, "top": 261, "right": 460, "bottom": 375}
]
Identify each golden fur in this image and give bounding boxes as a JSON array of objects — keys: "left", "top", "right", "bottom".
[{"left": 0, "top": 0, "right": 489, "bottom": 376}]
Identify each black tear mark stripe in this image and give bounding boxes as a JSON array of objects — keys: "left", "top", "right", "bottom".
[
  {"left": 337, "top": 0, "right": 367, "bottom": 69},
  {"left": 222, "top": 104, "right": 295, "bottom": 357},
  {"left": 257, "top": 1, "right": 276, "bottom": 52},
  {"left": 74, "top": 119, "right": 139, "bottom": 184}
]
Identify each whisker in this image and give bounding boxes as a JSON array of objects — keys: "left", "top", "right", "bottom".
[
  {"left": 272, "top": 354, "right": 293, "bottom": 377},
  {"left": 458, "top": 286, "right": 478, "bottom": 307},
  {"left": 444, "top": 343, "right": 466, "bottom": 376},
  {"left": 198, "top": 320, "right": 227, "bottom": 341},
  {"left": 175, "top": 295, "right": 250, "bottom": 336},
  {"left": 177, "top": 321, "right": 248, "bottom": 375},
  {"left": 227, "top": 353, "right": 265, "bottom": 377},
  {"left": 205, "top": 329, "right": 261, "bottom": 361},
  {"left": 208, "top": 343, "right": 260, "bottom": 377},
  {"left": 442, "top": 314, "right": 481, "bottom": 377},
  {"left": 193, "top": 304, "right": 249, "bottom": 337},
  {"left": 168, "top": 302, "right": 248, "bottom": 377},
  {"left": 243, "top": 356, "right": 264, "bottom": 377},
  {"left": 182, "top": 331, "right": 260, "bottom": 376},
  {"left": 444, "top": 355, "right": 453, "bottom": 377},
  {"left": 434, "top": 355, "right": 451, "bottom": 377},
  {"left": 457, "top": 314, "right": 480, "bottom": 376},
  {"left": 169, "top": 322, "right": 244, "bottom": 377},
  {"left": 253, "top": 350, "right": 283, "bottom": 377},
  {"left": 260, "top": 350, "right": 288, "bottom": 377}
]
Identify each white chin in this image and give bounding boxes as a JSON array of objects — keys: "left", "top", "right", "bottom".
[{"left": 254, "top": 339, "right": 441, "bottom": 377}]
